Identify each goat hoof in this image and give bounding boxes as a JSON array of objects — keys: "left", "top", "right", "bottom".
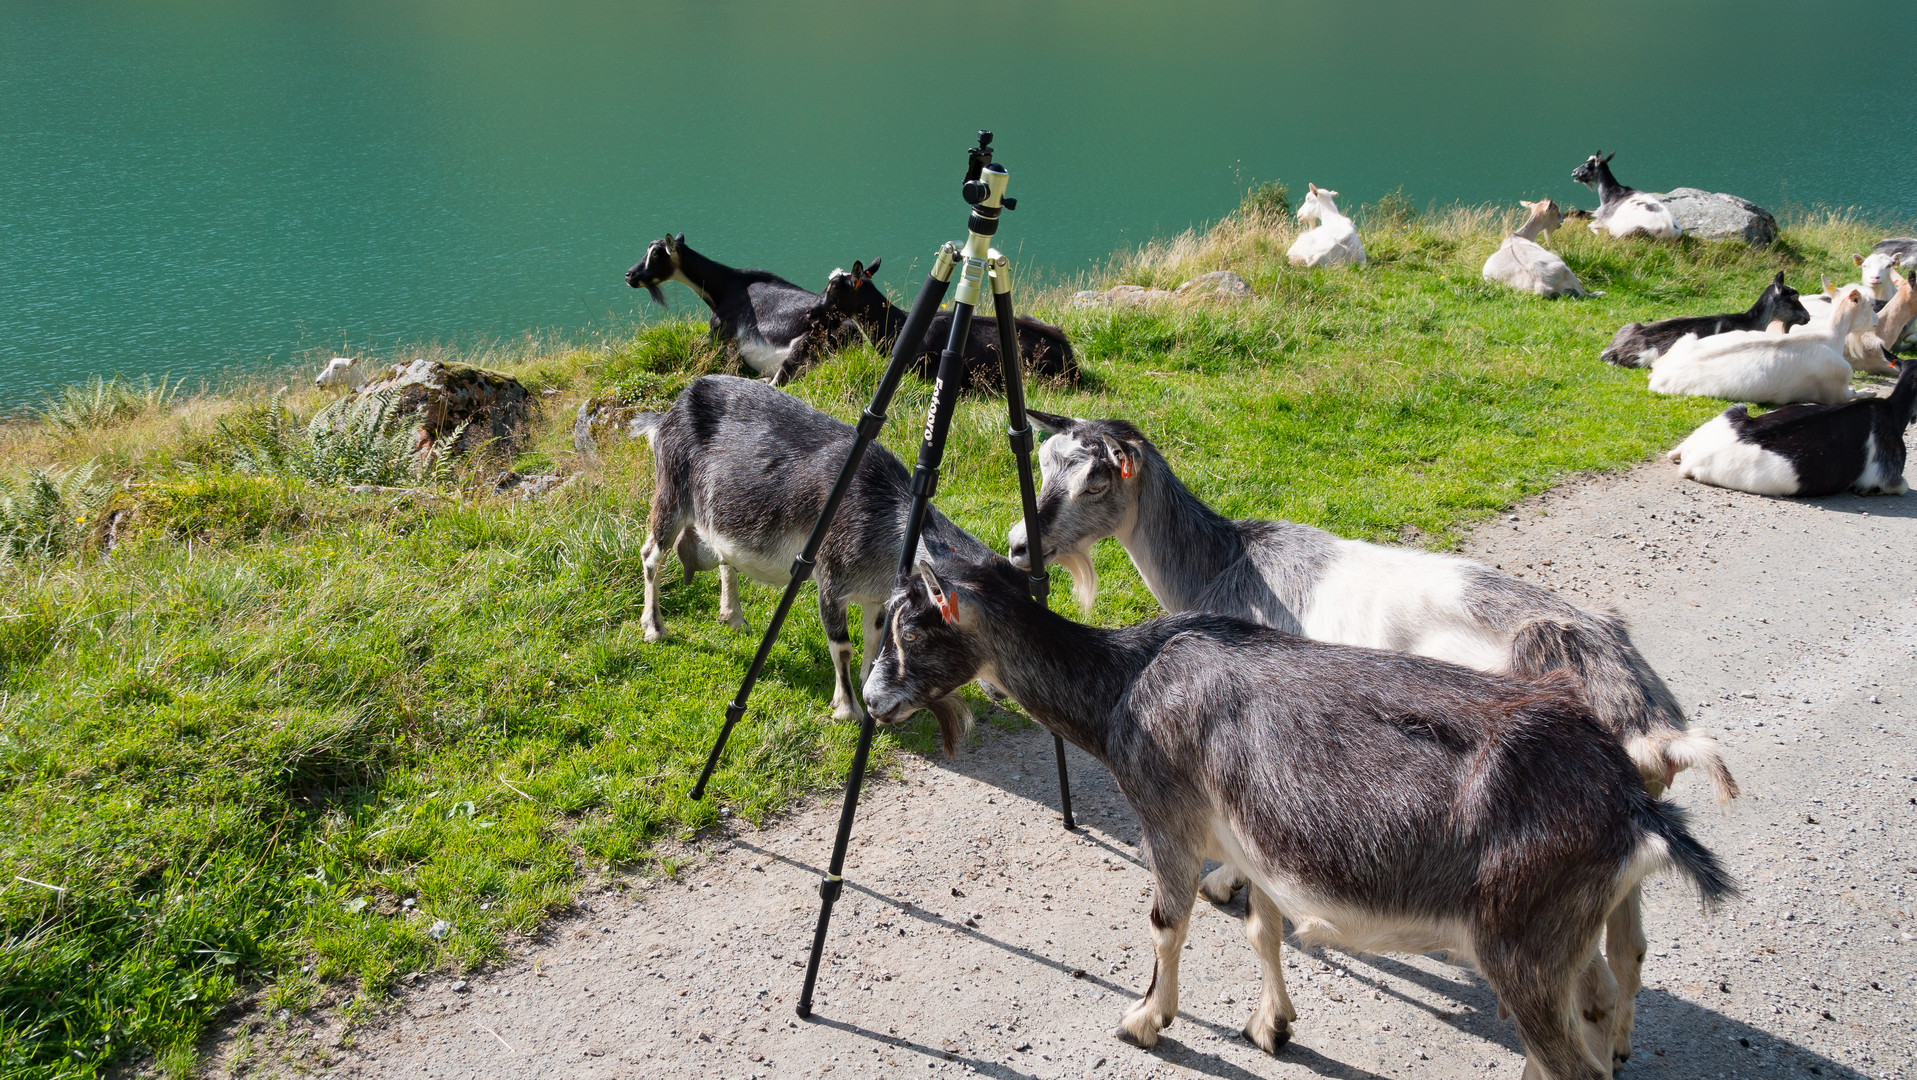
[
  {"left": 1243, "top": 1016, "right": 1291, "bottom": 1055},
  {"left": 1117, "top": 1004, "right": 1169, "bottom": 1048},
  {"left": 643, "top": 623, "right": 667, "bottom": 643}
]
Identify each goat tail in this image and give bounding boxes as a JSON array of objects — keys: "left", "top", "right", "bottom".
[
  {"left": 627, "top": 411, "right": 665, "bottom": 447},
  {"left": 1630, "top": 795, "right": 1739, "bottom": 910},
  {"left": 1508, "top": 614, "right": 1739, "bottom": 803}
]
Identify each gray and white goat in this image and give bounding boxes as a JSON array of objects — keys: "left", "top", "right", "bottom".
[
  {"left": 632, "top": 374, "right": 985, "bottom": 746},
  {"left": 864, "top": 555, "right": 1734, "bottom": 1079},
  {"left": 1006, "top": 410, "right": 1736, "bottom": 1066}
]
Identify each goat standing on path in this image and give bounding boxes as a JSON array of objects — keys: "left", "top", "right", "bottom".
[
  {"left": 1600, "top": 273, "right": 1809, "bottom": 368},
  {"left": 1571, "top": 152, "right": 1681, "bottom": 240},
  {"left": 630, "top": 374, "right": 985, "bottom": 742},
  {"left": 864, "top": 555, "right": 1734, "bottom": 1078},
  {"left": 1006, "top": 409, "right": 1736, "bottom": 1068},
  {"left": 812, "top": 260, "right": 1078, "bottom": 392},
  {"left": 1481, "top": 198, "right": 1587, "bottom": 298},
  {"left": 625, "top": 235, "right": 843, "bottom": 385}
]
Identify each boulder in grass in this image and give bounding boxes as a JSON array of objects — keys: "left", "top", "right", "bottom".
[
  {"left": 573, "top": 395, "right": 645, "bottom": 454},
  {"left": 1072, "top": 271, "right": 1254, "bottom": 308},
  {"left": 345, "top": 359, "right": 532, "bottom": 456},
  {"left": 1650, "top": 188, "right": 1778, "bottom": 246},
  {"left": 1177, "top": 270, "right": 1255, "bottom": 298}
]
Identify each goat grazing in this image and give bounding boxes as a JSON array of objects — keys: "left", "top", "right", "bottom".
[
  {"left": 1600, "top": 273, "right": 1809, "bottom": 368},
  {"left": 1006, "top": 409, "right": 1736, "bottom": 1067},
  {"left": 1649, "top": 288, "right": 1871, "bottom": 405},
  {"left": 865, "top": 555, "right": 1734, "bottom": 1077},
  {"left": 1481, "top": 198, "right": 1587, "bottom": 297},
  {"left": 814, "top": 260, "right": 1077, "bottom": 391},
  {"left": 630, "top": 374, "right": 987, "bottom": 741},
  {"left": 625, "top": 235, "right": 841, "bottom": 384},
  {"left": 1669, "top": 351, "right": 1917, "bottom": 496},
  {"left": 314, "top": 357, "right": 368, "bottom": 390},
  {"left": 1285, "top": 184, "right": 1366, "bottom": 268},
  {"left": 1570, "top": 152, "right": 1681, "bottom": 240}
]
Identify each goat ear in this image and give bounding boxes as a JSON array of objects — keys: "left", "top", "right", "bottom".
[
  {"left": 1025, "top": 408, "right": 1076, "bottom": 435},
  {"left": 1601, "top": 152, "right": 1614, "bottom": 163},
  {"left": 1854, "top": 254, "right": 1866, "bottom": 267},
  {"left": 915, "top": 562, "right": 960, "bottom": 626},
  {"left": 1308, "top": 183, "right": 1319, "bottom": 195},
  {"left": 1773, "top": 271, "right": 1786, "bottom": 286},
  {"left": 850, "top": 260, "right": 864, "bottom": 278},
  {"left": 864, "top": 256, "right": 881, "bottom": 278},
  {"left": 1101, "top": 435, "right": 1141, "bottom": 481}
]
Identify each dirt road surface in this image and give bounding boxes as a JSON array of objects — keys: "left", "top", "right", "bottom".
[{"left": 227, "top": 456, "right": 1917, "bottom": 1080}]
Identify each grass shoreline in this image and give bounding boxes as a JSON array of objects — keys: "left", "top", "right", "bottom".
[{"left": 1, "top": 201, "right": 1901, "bottom": 1077}]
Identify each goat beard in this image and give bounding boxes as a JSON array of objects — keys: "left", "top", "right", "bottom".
[
  {"left": 644, "top": 283, "right": 667, "bottom": 307},
  {"left": 1049, "top": 548, "right": 1099, "bottom": 613},
  {"left": 925, "top": 696, "right": 974, "bottom": 757}
]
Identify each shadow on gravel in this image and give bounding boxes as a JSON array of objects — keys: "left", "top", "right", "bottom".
[
  {"left": 802, "top": 1014, "right": 1047, "bottom": 1080},
  {"left": 1796, "top": 491, "right": 1917, "bottom": 520}
]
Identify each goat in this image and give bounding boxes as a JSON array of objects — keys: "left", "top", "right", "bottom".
[
  {"left": 1481, "top": 198, "right": 1587, "bottom": 297},
  {"left": 864, "top": 554, "right": 1735, "bottom": 1077},
  {"left": 1649, "top": 288, "right": 1871, "bottom": 405},
  {"left": 1600, "top": 273, "right": 1810, "bottom": 368},
  {"left": 625, "top": 235, "right": 841, "bottom": 384},
  {"left": 813, "top": 260, "right": 1078, "bottom": 392},
  {"left": 1853, "top": 250, "right": 1906, "bottom": 301},
  {"left": 630, "top": 374, "right": 986, "bottom": 741},
  {"left": 314, "top": 357, "right": 368, "bottom": 390},
  {"left": 1803, "top": 270, "right": 1917, "bottom": 368},
  {"left": 1668, "top": 351, "right": 1917, "bottom": 496},
  {"left": 1005, "top": 409, "right": 1736, "bottom": 1067},
  {"left": 1285, "top": 184, "right": 1366, "bottom": 268},
  {"left": 1570, "top": 152, "right": 1681, "bottom": 240}
]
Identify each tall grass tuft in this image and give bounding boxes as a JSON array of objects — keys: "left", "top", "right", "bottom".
[
  {"left": 219, "top": 390, "right": 467, "bottom": 486},
  {"left": 35, "top": 374, "right": 184, "bottom": 433},
  {"left": 0, "top": 462, "right": 111, "bottom": 560}
]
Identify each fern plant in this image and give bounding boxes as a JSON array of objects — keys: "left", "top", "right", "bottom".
[
  {"left": 220, "top": 390, "right": 469, "bottom": 485},
  {"left": 35, "top": 374, "right": 183, "bottom": 432},
  {"left": 0, "top": 462, "right": 112, "bottom": 560}
]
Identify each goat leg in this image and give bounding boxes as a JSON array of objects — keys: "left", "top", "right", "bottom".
[
  {"left": 717, "top": 565, "right": 748, "bottom": 633},
  {"left": 1198, "top": 863, "right": 1246, "bottom": 905},
  {"left": 1604, "top": 885, "right": 1647, "bottom": 1068},
  {"left": 1242, "top": 884, "right": 1297, "bottom": 1054},
  {"left": 819, "top": 591, "right": 861, "bottom": 722},
  {"left": 1120, "top": 851, "right": 1199, "bottom": 1047}
]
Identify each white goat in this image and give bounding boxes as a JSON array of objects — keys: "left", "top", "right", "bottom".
[
  {"left": 1855, "top": 251, "right": 1905, "bottom": 300},
  {"left": 1649, "top": 289, "right": 1869, "bottom": 405},
  {"left": 313, "top": 357, "right": 366, "bottom": 390},
  {"left": 1481, "top": 199, "right": 1587, "bottom": 297},
  {"left": 1285, "top": 184, "right": 1365, "bottom": 268},
  {"left": 1797, "top": 274, "right": 1913, "bottom": 375}
]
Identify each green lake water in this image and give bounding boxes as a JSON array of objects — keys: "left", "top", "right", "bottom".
[{"left": 4, "top": 1, "right": 1915, "bottom": 405}]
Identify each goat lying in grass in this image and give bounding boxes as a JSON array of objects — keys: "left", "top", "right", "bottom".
[
  {"left": 1571, "top": 151, "right": 1681, "bottom": 240},
  {"left": 1285, "top": 184, "right": 1365, "bottom": 268},
  {"left": 1669, "top": 350, "right": 1916, "bottom": 496},
  {"left": 1006, "top": 409, "right": 1736, "bottom": 1067},
  {"left": 808, "top": 259, "right": 1078, "bottom": 391},
  {"left": 1650, "top": 288, "right": 1871, "bottom": 405},
  {"left": 630, "top": 374, "right": 983, "bottom": 740},
  {"left": 1600, "top": 273, "right": 1809, "bottom": 368},
  {"left": 625, "top": 235, "right": 841, "bottom": 384},
  {"left": 865, "top": 555, "right": 1734, "bottom": 1077},
  {"left": 1799, "top": 271, "right": 1915, "bottom": 375},
  {"left": 1481, "top": 198, "right": 1587, "bottom": 298}
]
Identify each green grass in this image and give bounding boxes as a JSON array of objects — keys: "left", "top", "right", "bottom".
[{"left": 0, "top": 204, "right": 1897, "bottom": 1077}]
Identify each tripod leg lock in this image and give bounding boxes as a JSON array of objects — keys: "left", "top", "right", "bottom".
[
  {"left": 789, "top": 553, "right": 816, "bottom": 580},
  {"left": 1007, "top": 424, "right": 1033, "bottom": 456},
  {"left": 856, "top": 410, "right": 887, "bottom": 441},
  {"left": 1028, "top": 573, "right": 1051, "bottom": 601},
  {"left": 909, "top": 467, "right": 939, "bottom": 500},
  {"left": 817, "top": 875, "right": 844, "bottom": 903},
  {"left": 724, "top": 700, "right": 747, "bottom": 725}
]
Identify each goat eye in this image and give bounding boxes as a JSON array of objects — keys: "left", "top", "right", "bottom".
[{"left": 901, "top": 630, "right": 919, "bottom": 644}]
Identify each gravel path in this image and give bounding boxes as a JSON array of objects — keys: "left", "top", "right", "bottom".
[{"left": 232, "top": 455, "right": 1917, "bottom": 1080}]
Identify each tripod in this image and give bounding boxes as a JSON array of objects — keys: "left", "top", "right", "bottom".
[{"left": 683, "top": 131, "right": 1073, "bottom": 1017}]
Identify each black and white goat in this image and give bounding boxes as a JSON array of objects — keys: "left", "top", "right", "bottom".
[
  {"left": 1600, "top": 273, "right": 1810, "bottom": 368},
  {"left": 1570, "top": 152, "right": 1681, "bottom": 240},
  {"left": 1668, "top": 350, "right": 1917, "bottom": 496},
  {"left": 1005, "top": 410, "right": 1736, "bottom": 1066},
  {"left": 625, "top": 235, "right": 842, "bottom": 385},
  {"left": 864, "top": 555, "right": 1734, "bottom": 1078},
  {"left": 817, "top": 260, "right": 1078, "bottom": 392},
  {"left": 630, "top": 374, "right": 986, "bottom": 742}
]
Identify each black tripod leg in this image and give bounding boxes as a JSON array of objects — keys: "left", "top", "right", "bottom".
[
  {"left": 799, "top": 270, "right": 979, "bottom": 1016},
  {"left": 690, "top": 252, "right": 956, "bottom": 801},
  {"left": 989, "top": 261, "right": 1075, "bottom": 830}
]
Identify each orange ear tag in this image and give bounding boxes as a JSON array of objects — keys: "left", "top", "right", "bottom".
[
  {"left": 934, "top": 590, "right": 959, "bottom": 625},
  {"left": 1120, "top": 456, "right": 1134, "bottom": 480}
]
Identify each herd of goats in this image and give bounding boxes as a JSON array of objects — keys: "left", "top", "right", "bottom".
[{"left": 304, "top": 151, "right": 1913, "bottom": 1078}]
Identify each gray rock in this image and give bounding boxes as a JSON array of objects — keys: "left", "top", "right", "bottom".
[
  {"left": 1650, "top": 188, "right": 1778, "bottom": 246},
  {"left": 1071, "top": 284, "right": 1178, "bottom": 308},
  {"left": 573, "top": 396, "right": 645, "bottom": 454},
  {"left": 338, "top": 359, "right": 533, "bottom": 456},
  {"left": 1176, "top": 270, "right": 1254, "bottom": 298},
  {"left": 492, "top": 472, "right": 570, "bottom": 499}
]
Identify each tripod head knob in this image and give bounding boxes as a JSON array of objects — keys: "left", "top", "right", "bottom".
[{"left": 962, "top": 130, "right": 996, "bottom": 204}]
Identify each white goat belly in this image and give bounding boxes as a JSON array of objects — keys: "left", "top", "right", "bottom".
[
  {"left": 1212, "top": 816, "right": 1476, "bottom": 961},
  {"left": 1299, "top": 543, "right": 1511, "bottom": 673},
  {"left": 1600, "top": 195, "right": 1681, "bottom": 239},
  {"left": 705, "top": 531, "right": 802, "bottom": 587},
  {"left": 1670, "top": 414, "right": 1799, "bottom": 495},
  {"left": 737, "top": 336, "right": 790, "bottom": 374}
]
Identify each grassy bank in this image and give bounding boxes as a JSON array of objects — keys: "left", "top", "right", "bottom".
[{"left": 0, "top": 201, "right": 1893, "bottom": 1077}]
